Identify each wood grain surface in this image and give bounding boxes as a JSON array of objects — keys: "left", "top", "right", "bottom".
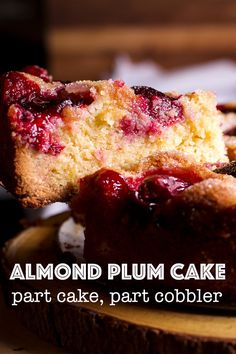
[{"left": 0, "top": 286, "right": 68, "bottom": 354}]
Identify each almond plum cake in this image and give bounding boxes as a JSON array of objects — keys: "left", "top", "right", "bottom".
[{"left": 0, "top": 66, "right": 227, "bottom": 207}]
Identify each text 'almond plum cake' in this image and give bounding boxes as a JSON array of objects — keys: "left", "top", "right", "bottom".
[{"left": 0, "top": 66, "right": 227, "bottom": 207}]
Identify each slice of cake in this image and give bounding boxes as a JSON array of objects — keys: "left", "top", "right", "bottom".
[{"left": 0, "top": 66, "right": 227, "bottom": 207}]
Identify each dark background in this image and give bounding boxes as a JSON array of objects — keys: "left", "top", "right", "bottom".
[
  {"left": 1, "top": 0, "right": 236, "bottom": 79},
  {"left": 0, "top": 0, "right": 46, "bottom": 73}
]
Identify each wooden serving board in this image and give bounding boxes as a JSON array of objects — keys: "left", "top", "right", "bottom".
[
  {"left": 0, "top": 286, "right": 69, "bottom": 354},
  {"left": 1, "top": 214, "right": 236, "bottom": 354}
]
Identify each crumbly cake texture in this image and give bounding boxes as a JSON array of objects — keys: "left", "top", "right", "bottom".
[
  {"left": 71, "top": 152, "right": 236, "bottom": 298},
  {"left": 0, "top": 66, "right": 227, "bottom": 207}
]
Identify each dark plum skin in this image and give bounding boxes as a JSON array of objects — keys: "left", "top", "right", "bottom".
[
  {"left": 120, "top": 86, "right": 184, "bottom": 137},
  {"left": 1, "top": 70, "right": 65, "bottom": 155},
  {"left": 138, "top": 174, "right": 191, "bottom": 204},
  {"left": 133, "top": 86, "right": 183, "bottom": 126},
  {"left": 0, "top": 66, "right": 94, "bottom": 155},
  {"left": 72, "top": 168, "right": 194, "bottom": 221}
]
